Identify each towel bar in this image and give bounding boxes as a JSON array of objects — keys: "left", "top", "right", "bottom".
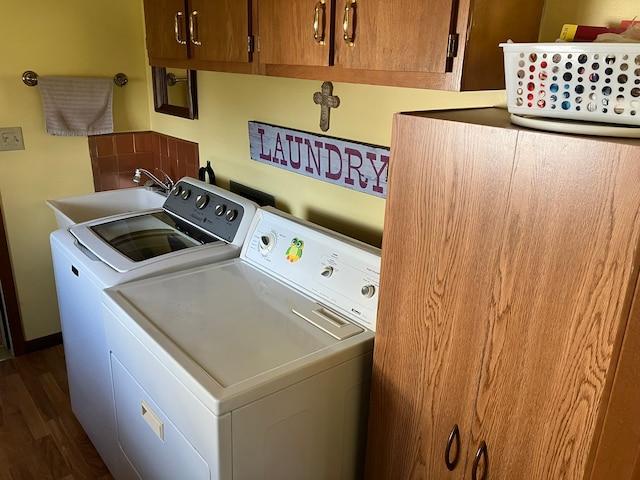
[
  {"left": 166, "top": 73, "right": 188, "bottom": 86},
  {"left": 22, "top": 71, "right": 128, "bottom": 87}
]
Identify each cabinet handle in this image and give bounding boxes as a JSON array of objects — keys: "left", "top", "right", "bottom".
[
  {"left": 471, "top": 441, "right": 488, "bottom": 480},
  {"left": 444, "top": 424, "right": 460, "bottom": 471},
  {"left": 342, "top": 0, "right": 356, "bottom": 47},
  {"left": 313, "top": 0, "right": 326, "bottom": 45},
  {"left": 174, "top": 12, "right": 186, "bottom": 45},
  {"left": 189, "top": 10, "right": 202, "bottom": 45}
]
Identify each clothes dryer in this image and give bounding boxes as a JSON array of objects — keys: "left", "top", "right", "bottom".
[{"left": 102, "top": 207, "right": 381, "bottom": 479}]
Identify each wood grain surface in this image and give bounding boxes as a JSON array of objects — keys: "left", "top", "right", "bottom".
[
  {"left": 332, "top": 0, "right": 454, "bottom": 73},
  {"left": 143, "top": 0, "right": 190, "bottom": 63},
  {"left": 469, "top": 132, "right": 640, "bottom": 479},
  {"left": 365, "top": 113, "right": 519, "bottom": 479},
  {"left": 0, "top": 346, "right": 112, "bottom": 480},
  {"left": 365, "top": 109, "right": 640, "bottom": 480},
  {"left": 258, "top": 0, "right": 333, "bottom": 67},
  {"left": 189, "top": 0, "right": 251, "bottom": 63},
  {"left": 146, "top": 0, "right": 544, "bottom": 91}
]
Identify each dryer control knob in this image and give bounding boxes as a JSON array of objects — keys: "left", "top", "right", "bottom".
[
  {"left": 225, "top": 209, "right": 238, "bottom": 222},
  {"left": 181, "top": 189, "right": 192, "bottom": 200},
  {"left": 259, "top": 233, "right": 276, "bottom": 255},
  {"left": 196, "top": 194, "right": 209, "bottom": 209},
  {"left": 361, "top": 284, "right": 376, "bottom": 298},
  {"left": 321, "top": 266, "right": 334, "bottom": 278},
  {"left": 215, "top": 204, "right": 227, "bottom": 216}
]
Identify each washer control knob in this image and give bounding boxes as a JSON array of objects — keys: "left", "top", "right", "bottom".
[
  {"left": 195, "top": 194, "right": 209, "bottom": 210},
  {"left": 321, "top": 266, "right": 334, "bottom": 278},
  {"left": 215, "top": 204, "right": 227, "bottom": 216},
  {"left": 225, "top": 209, "right": 238, "bottom": 222},
  {"left": 259, "top": 233, "right": 276, "bottom": 255},
  {"left": 361, "top": 284, "right": 376, "bottom": 298},
  {"left": 172, "top": 185, "right": 182, "bottom": 196},
  {"left": 181, "top": 189, "right": 192, "bottom": 200}
]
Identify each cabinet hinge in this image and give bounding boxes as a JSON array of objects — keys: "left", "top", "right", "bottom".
[
  {"left": 248, "top": 35, "right": 255, "bottom": 53},
  {"left": 447, "top": 33, "right": 459, "bottom": 58}
]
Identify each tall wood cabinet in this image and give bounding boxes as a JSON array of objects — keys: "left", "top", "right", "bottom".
[
  {"left": 257, "top": 0, "right": 545, "bottom": 90},
  {"left": 143, "top": 0, "right": 254, "bottom": 73},
  {"left": 365, "top": 108, "right": 640, "bottom": 479}
]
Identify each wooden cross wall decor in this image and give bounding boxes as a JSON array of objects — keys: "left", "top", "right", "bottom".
[{"left": 313, "top": 81, "right": 340, "bottom": 132}]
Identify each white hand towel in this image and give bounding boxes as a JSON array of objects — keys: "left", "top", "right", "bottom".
[{"left": 38, "top": 76, "right": 114, "bottom": 136}]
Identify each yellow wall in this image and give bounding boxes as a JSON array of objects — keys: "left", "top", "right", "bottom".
[
  {"left": 0, "top": 0, "right": 149, "bottom": 340},
  {"left": 150, "top": 74, "right": 505, "bottom": 246},
  {"left": 3, "top": 0, "right": 638, "bottom": 342}
]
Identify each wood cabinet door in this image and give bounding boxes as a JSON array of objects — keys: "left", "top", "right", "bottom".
[
  {"left": 144, "top": 0, "right": 190, "bottom": 63},
  {"left": 364, "top": 114, "right": 519, "bottom": 479},
  {"left": 333, "top": 0, "right": 456, "bottom": 73},
  {"left": 258, "top": 0, "right": 332, "bottom": 66},
  {"left": 188, "top": 0, "right": 251, "bottom": 63},
  {"left": 466, "top": 133, "right": 640, "bottom": 479}
]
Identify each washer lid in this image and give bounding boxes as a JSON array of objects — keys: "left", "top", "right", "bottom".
[
  {"left": 70, "top": 210, "right": 220, "bottom": 273},
  {"left": 103, "top": 259, "right": 373, "bottom": 412}
]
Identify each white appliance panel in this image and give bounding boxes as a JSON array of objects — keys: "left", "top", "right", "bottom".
[
  {"left": 103, "top": 260, "right": 374, "bottom": 415},
  {"left": 105, "top": 306, "right": 231, "bottom": 480},
  {"left": 111, "top": 356, "right": 210, "bottom": 480},
  {"left": 231, "top": 354, "right": 371, "bottom": 480},
  {"left": 111, "top": 261, "right": 362, "bottom": 384},
  {"left": 51, "top": 242, "right": 118, "bottom": 474},
  {"left": 241, "top": 208, "right": 381, "bottom": 331}
]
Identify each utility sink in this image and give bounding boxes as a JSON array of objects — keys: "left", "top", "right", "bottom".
[{"left": 47, "top": 187, "right": 166, "bottom": 229}]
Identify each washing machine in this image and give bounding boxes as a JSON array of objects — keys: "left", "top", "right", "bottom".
[
  {"left": 101, "top": 207, "right": 381, "bottom": 480},
  {"left": 49, "top": 177, "right": 258, "bottom": 477}
]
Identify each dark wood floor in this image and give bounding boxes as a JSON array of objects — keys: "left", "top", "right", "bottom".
[{"left": 0, "top": 345, "right": 113, "bottom": 480}]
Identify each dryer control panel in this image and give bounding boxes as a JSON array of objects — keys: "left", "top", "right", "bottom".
[
  {"left": 163, "top": 178, "right": 258, "bottom": 246},
  {"left": 242, "top": 207, "right": 381, "bottom": 331}
]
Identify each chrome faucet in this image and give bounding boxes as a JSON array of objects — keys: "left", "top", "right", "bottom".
[{"left": 133, "top": 168, "right": 174, "bottom": 194}]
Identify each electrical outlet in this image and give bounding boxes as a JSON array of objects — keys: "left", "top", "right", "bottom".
[{"left": 0, "top": 127, "right": 25, "bottom": 151}]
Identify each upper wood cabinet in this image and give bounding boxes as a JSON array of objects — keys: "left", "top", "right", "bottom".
[
  {"left": 257, "top": 0, "right": 546, "bottom": 90},
  {"left": 332, "top": 0, "right": 452, "bottom": 73},
  {"left": 365, "top": 108, "right": 640, "bottom": 479},
  {"left": 257, "top": 0, "right": 333, "bottom": 67},
  {"left": 258, "top": 0, "right": 451, "bottom": 72},
  {"left": 143, "top": 0, "right": 547, "bottom": 90},
  {"left": 144, "top": 0, "right": 190, "bottom": 64},
  {"left": 143, "top": 0, "right": 254, "bottom": 73}
]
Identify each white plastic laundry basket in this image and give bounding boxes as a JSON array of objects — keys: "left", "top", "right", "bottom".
[{"left": 501, "top": 42, "right": 640, "bottom": 126}]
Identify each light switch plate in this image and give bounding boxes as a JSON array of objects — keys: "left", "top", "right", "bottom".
[{"left": 0, "top": 127, "right": 25, "bottom": 151}]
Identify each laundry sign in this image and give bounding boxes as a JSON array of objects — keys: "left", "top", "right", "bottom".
[{"left": 248, "top": 121, "right": 389, "bottom": 198}]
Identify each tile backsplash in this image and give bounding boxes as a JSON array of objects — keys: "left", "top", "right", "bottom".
[{"left": 88, "top": 131, "right": 199, "bottom": 191}]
